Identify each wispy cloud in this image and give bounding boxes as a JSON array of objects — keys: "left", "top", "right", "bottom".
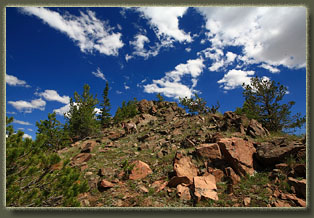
[
  {"left": 92, "top": 68, "right": 107, "bottom": 81},
  {"left": 6, "top": 74, "right": 31, "bottom": 88},
  {"left": 22, "top": 133, "right": 32, "bottom": 139},
  {"left": 259, "top": 63, "right": 280, "bottom": 73},
  {"left": 8, "top": 98, "right": 46, "bottom": 113},
  {"left": 13, "top": 119, "right": 32, "bottom": 125},
  {"left": 36, "top": 89, "right": 70, "bottom": 104},
  {"left": 21, "top": 7, "right": 124, "bottom": 56}
]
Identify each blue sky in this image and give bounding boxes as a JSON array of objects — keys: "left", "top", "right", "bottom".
[{"left": 6, "top": 7, "right": 306, "bottom": 139}]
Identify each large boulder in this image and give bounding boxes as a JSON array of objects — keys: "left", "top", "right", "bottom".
[
  {"left": 71, "top": 153, "right": 92, "bottom": 166},
  {"left": 193, "top": 174, "right": 218, "bottom": 201},
  {"left": 255, "top": 139, "right": 305, "bottom": 166},
  {"left": 246, "top": 119, "right": 269, "bottom": 138},
  {"left": 195, "top": 143, "right": 222, "bottom": 160},
  {"left": 218, "top": 137, "right": 256, "bottom": 176},
  {"left": 288, "top": 177, "right": 306, "bottom": 199},
  {"left": 173, "top": 152, "right": 198, "bottom": 184},
  {"left": 138, "top": 99, "right": 154, "bottom": 114},
  {"left": 129, "top": 160, "right": 153, "bottom": 180}
]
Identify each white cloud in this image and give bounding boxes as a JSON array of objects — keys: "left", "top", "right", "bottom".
[
  {"left": 36, "top": 89, "right": 70, "bottom": 104},
  {"left": 125, "top": 54, "right": 133, "bottom": 62},
  {"left": 197, "top": 7, "right": 306, "bottom": 69},
  {"left": 13, "top": 119, "right": 32, "bottom": 125},
  {"left": 124, "top": 82, "right": 130, "bottom": 90},
  {"left": 6, "top": 74, "right": 31, "bottom": 88},
  {"left": 53, "top": 103, "right": 71, "bottom": 116},
  {"left": 92, "top": 68, "right": 107, "bottom": 81},
  {"left": 28, "top": 128, "right": 33, "bottom": 132},
  {"left": 137, "top": 7, "right": 192, "bottom": 43},
  {"left": 21, "top": 7, "right": 124, "bottom": 56},
  {"left": 217, "top": 69, "right": 255, "bottom": 90},
  {"left": 116, "top": 90, "right": 123, "bottom": 94},
  {"left": 226, "top": 52, "right": 237, "bottom": 63},
  {"left": 6, "top": 111, "right": 17, "bottom": 115},
  {"left": 144, "top": 58, "right": 205, "bottom": 99},
  {"left": 185, "top": 47, "right": 191, "bottom": 52},
  {"left": 22, "top": 133, "right": 32, "bottom": 139},
  {"left": 8, "top": 98, "right": 46, "bottom": 113},
  {"left": 259, "top": 63, "right": 280, "bottom": 73},
  {"left": 54, "top": 102, "right": 101, "bottom": 117}
]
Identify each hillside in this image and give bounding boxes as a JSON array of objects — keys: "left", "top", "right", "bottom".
[{"left": 54, "top": 99, "right": 306, "bottom": 207}]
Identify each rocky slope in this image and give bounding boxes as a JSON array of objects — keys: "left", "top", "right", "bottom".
[{"left": 55, "top": 99, "right": 306, "bottom": 207}]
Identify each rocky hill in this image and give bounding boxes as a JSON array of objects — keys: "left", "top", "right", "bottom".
[{"left": 55, "top": 99, "right": 306, "bottom": 207}]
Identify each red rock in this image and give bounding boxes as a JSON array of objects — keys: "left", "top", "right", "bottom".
[
  {"left": 173, "top": 153, "right": 198, "bottom": 184},
  {"left": 151, "top": 180, "right": 168, "bottom": 192},
  {"left": 129, "top": 160, "right": 152, "bottom": 180},
  {"left": 177, "top": 184, "right": 191, "bottom": 200},
  {"left": 288, "top": 177, "right": 306, "bottom": 199},
  {"left": 207, "top": 168, "right": 224, "bottom": 183},
  {"left": 71, "top": 153, "right": 92, "bottom": 165},
  {"left": 193, "top": 174, "right": 218, "bottom": 201},
  {"left": 225, "top": 167, "right": 241, "bottom": 185},
  {"left": 139, "top": 185, "right": 149, "bottom": 193},
  {"left": 167, "top": 176, "right": 190, "bottom": 187},
  {"left": 80, "top": 140, "right": 97, "bottom": 153},
  {"left": 246, "top": 119, "right": 269, "bottom": 138},
  {"left": 50, "top": 161, "right": 63, "bottom": 171},
  {"left": 243, "top": 197, "right": 251, "bottom": 206},
  {"left": 218, "top": 137, "right": 256, "bottom": 176},
  {"left": 99, "top": 179, "right": 114, "bottom": 188},
  {"left": 273, "top": 200, "right": 291, "bottom": 207},
  {"left": 196, "top": 143, "right": 222, "bottom": 160}
]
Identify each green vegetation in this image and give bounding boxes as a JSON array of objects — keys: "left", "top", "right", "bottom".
[
  {"left": 98, "top": 82, "right": 111, "bottom": 127},
  {"left": 6, "top": 117, "right": 88, "bottom": 207},
  {"left": 156, "top": 93, "right": 164, "bottom": 102},
  {"left": 179, "top": 93, "right": 220, "bottom": 115},
  {"left": 113, "top": 98, "right": 139, "bottom": 123},
  {"left": 236, "top": 76, "right": 305, "bottom": 132},
  {"left": 66, "top": 84, "right": 100, "bottom": 140}
]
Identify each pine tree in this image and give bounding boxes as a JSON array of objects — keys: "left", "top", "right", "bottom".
[
  {"left": 66, "top": 84, "right": 100, "bottom": 140},
  {"left": 36, "top": 112, "right": 70, "bottom": 151},
  {"left": 179, "top": 93, "right": 208, "bottom": 115},
  {"left": 113, "top": 98, "right": 138, "bottom": 123},
  {"left": 239, "top": 76, "right": 305, "bottom": 132},
  {"left": 6, "top": 117, "right": 89, "bottom": 207},
  {"left": 98, "top": 82, "right": 111, "bottom": 127}
]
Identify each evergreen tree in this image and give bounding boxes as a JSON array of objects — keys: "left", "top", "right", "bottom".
[
  {"left": 238, "top": 76, "right": 305, "bottom": 132},
  {"left": 156, "top": 93, "right": 164, "bottom": 102},
  {"left": 179, "top": 93, "right": 208, "bottom": 115},
  {"left": 98, "top": 82, "right": 111, "bottom": 127},
  {"left": 6, "top": 117, "right": 89, "bottom": 207},
  {"left": 113, "top": 98, "right": 138, "bottom": 123},
  {"left": 36, "top": 112, "right": 70, "bottom": 151},
  {"left": 66, "top": 84, "right": 100, "bottom": 140}
]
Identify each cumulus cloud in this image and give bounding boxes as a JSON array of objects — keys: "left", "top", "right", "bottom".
[
  {"left": 8, "top": 98, "right": 46, "bottom": 113},
  {"left": 21, "top": 7, "right": 124, "bottom": 56},
  {"left": 92, "top": 68, "right": 107, "bottom": 81},
  {"left": 217, "top": 69, "right": 255, "bottom": 90},
  {"left": 53, "top": 102, "right": 101, "bottom": 117},
  {"left": 36, "top": 89, "right": 70, "bottom": 104},
  {"left": 137, "top": 7, "right": 192, "bottom": 43},
  {"left": 144, "top": 58, "right": 205, "bottom": 99},
  {"left": 13, "top": 119, "right": 32, "bottom": 125},
  {"left": 197, "top": 7, "right": 306, "bottom": 69},
  {"left": 6, "top": 74, "right": 31, "bottom": 88},
  {"left": 22, "top": 133, "right": 32, "bottom": 139}
]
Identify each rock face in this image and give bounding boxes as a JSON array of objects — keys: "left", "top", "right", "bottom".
[
  {"left": 246, "top": 119, "right": 269, "bottom": 138},
  {"left": 81, "top": 140, "right": 97, "bottom": 153},
  {"left": 173, "top": 152, "right": 198, "bottom": 184},
  {"left": 218, "top": 137, "right": 256, "bottom": 176},
  {"left": 176, "top": 184, "right": 191, "bottom": 200},
  {"left": 195, "top": 143, "right": 222, "bottom": 160},
  {"left": 193, "top": 175, "right": 218, "bottom": 201},
  {"left": 138, "top": 99, "right": 154, "bottom": 114},
  {"left": 71, "top": 153, "right": 92, "bottom": 166},
  {"left": 129, "top": 160, "right": 153, "bottom": 180},
  {"left": 255, "top": 139, "right": 305, "bottom": 166},
  {"left": 288, "top": 177, "right": 306, "bottom": 199}
]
